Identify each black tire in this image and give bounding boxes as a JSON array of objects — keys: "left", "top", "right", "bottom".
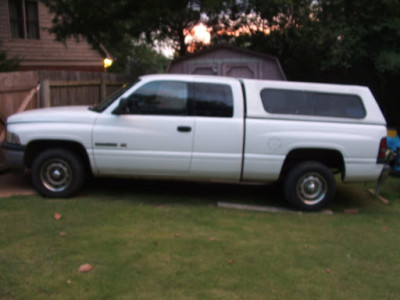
[
  {"left": 31, "top": 148, "right": 85, "bottom": 197},
  {"left": 283, "top": 161, "right": 336, "bottom": 211}
]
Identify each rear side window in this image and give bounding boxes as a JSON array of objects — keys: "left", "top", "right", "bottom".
[
  {"left": 192, "top": 83, "right": 233, "bottom": 117},
  {"left": 261, "top": 89, "right": 366, "bottom": 119}
]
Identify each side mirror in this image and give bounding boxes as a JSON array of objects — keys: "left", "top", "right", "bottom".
[{"left": 112, "top": 98, "right": 128, "bottom": 115}]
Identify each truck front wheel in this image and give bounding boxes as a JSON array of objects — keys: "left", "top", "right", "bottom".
[
  {"left": 31, "top": 148, "right": 85, "bottom": 197},
  {"left": 284, "top": 161, "right": 336, "bottom": 211}
]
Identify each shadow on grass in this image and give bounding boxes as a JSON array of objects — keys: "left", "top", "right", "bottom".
[
  {"left": 82, "top": 177, "right": 383, "bottom": 212},
  {"left": 83, "top": 177, "right": 285, "bottom": 207},
  {"left": 332, "top": 181, "right": 395, "bottom": 212}
]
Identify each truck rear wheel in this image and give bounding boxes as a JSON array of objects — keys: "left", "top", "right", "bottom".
[
  {"left": 284, "top": 161, "right": 336, "bottom": 211},
  {"left": 31, "top": 148, "right": 85, "bottom": 197}
]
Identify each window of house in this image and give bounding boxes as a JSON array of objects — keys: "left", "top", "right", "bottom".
[
  {"left": 192, "top": 83, "right": 234, "bottom": 117},
  {"left": 127, "top": 81, "right": 189, "bottom": 116},
  {"left": 9, "top": 0, "right": 40, "bottom": 39},
  {"left": 260, "top": 89, "right": 366, "bottom": 119}
]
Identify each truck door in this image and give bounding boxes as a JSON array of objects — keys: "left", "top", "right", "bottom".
[
  {"left": 92, "top": 80, "right": 194, "bottom": 176},
  {"left": 189, "top": 79, "right": 244, "bottom": 180}
]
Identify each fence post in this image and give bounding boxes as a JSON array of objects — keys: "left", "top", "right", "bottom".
[
  {"left": 100, "top": 79, "right": 106, "bottom": 103},
  {"left": 40, "top": 79, "right": 51, "bottom": 108}
]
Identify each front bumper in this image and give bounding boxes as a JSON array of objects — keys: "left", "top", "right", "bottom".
[{"left": 1, "top": 142, "right": 25, "bottom": 170}]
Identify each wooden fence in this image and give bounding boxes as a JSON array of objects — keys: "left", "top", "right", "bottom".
[
  {"left": 0, "top": 70, "right": 131, "bottom": 121},
  {"left": 0, "top": 71, "right": 132, "bottom": 164},
  {"left": 41, "top": 79, "right": 125, "bottom": 107}
]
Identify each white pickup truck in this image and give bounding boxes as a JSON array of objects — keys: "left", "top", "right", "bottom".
[{"left": 1, "top": 74, "right": 388, "bottom": 210}]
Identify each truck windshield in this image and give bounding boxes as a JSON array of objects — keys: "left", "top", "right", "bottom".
[{"left": 89, "top": 80, "right": 139, "bottom": 112}]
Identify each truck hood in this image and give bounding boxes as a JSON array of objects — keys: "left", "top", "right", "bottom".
[{"left": 7, "top": 106, "right": 98, "bottom": 124}]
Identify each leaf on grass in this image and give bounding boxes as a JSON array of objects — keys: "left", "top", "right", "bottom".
[
  {"left": 175, "top": 233, "right": 181, "bottom": 238},
  {"left": 344, "top": 209, "right": 359, "bottom": 214},
  {"left": 78, "top": 264, "right": 93, "bottom": 273},
  {"left": 67, "top": 280, "right": 72, "bottom": 285},
  {"left": 59, "top": 232, "right": 67, "bottom": 236},
  {"left": 228, "top": 259, "right": 233, "bottom": 264},
  {"left": 325, "top": 269, "right": 332, "bottom": 273},
  {"left": 54, "top": 213, "right": 62, "bottom": 220}
]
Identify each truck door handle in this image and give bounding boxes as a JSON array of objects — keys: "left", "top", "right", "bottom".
[{"left": 177, "top": 126, "right": 192, "bottom": 132}]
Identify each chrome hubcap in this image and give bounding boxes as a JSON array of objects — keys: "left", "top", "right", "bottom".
[
  {"left": 40, "top": 159, "right": 72, "bottom": 192},
  {"left": 296, "top": 172, "right": 327, "bottom": 205}
]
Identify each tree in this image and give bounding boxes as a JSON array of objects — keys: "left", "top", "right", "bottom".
[
  {"left": 41, "top": 0, "right": 150, "bottom": 68},
  {"left": 308, "top": 0, "right": 400, "bottom": 127},
  {"left": 123, "top": 43, "right": 170, "bottom": 78},
  {"left": 41, "top": 0, "right": 209, "bottom": 59},
  {"left": 0, "top": 42, "right": 19, "bottom": 72},
  {"left": 155, "top": 0, "right": 202, "bottom": 56},
  {"left": 229, "top": 0, "right": 400, "bottom": 127}
]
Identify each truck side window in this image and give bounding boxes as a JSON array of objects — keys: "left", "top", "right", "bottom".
[
  {"left": 127, "top": 81, "right": 188, "bottom": 115},
  {"left": 259, "top": 89, "right": 313, "bottom": 115},
  {"left": 261, "top": 89, "right": 366, "bottom": 119},
  {"left": 192, "top": 83, "right": 233, "bottom": 117},
  {"left": 312, "top": 93, "right": 366, "bottom": 118}
]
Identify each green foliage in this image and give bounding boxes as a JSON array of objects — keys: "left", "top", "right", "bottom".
[
  {"left": 376, "top": 51, "right": 400, "bottom": 75},
  {"left": 41, "top": 0, "right": 207, "bottom": 57},
  {"left": 0, "top": 47, "right": 19, "bottom": 72},
  {"left": 113, "top": 43, "right": 170, "bottom": 78},
  {"left": 154, "top": 0, "right": 202, "bottom": 56}
]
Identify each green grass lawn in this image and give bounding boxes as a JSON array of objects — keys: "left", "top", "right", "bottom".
[{"left": 0, "top": 177, "right": 399, "bottom": 299}]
